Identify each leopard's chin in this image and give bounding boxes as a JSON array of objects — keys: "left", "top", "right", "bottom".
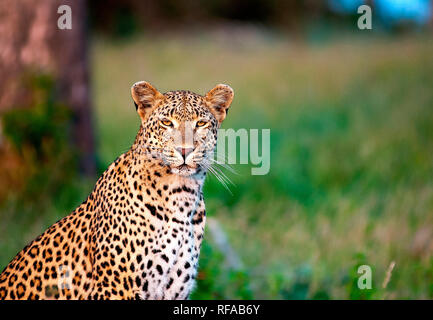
[{"left": 171, "top": 164, "right": 197, "bottom": 177}]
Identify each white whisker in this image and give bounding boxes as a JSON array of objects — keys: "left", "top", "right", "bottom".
[{"left": 207, "top": 165, "right": 233, "bottom": 195}]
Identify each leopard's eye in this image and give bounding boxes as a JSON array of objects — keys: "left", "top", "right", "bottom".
[
  {"left": 196, "top": 120, "right": 207, "bottom": 127},
  {"left": 160, "top": 119, "right": 173, "bottom": 127}
]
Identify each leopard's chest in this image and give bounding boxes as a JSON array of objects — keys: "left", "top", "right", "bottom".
[
  {"left": 136, "top": 191, "right": 203, "bottom": 299},
  {"left": 142, "top": 223, "right": 198, "bottom": 299}
]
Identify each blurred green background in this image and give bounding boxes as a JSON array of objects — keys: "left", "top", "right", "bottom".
[{"left": 1, "top": 0, "right": 433, "bottom": 299}]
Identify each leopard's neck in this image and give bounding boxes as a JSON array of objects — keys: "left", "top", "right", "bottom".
[{"left": 93, "top": 150, "right": 206, "bottom": 217}]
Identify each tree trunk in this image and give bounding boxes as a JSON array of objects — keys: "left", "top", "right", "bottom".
[{"left": 0, "top": 0, "right": 96, "bottom": 176}]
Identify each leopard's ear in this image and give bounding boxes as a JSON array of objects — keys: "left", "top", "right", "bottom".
[
  {"left": 131, "top": 81, "right": 164, "bottom": 122},
  {"left": 205, "top": 84, "right": 234, "bottom": 124}
]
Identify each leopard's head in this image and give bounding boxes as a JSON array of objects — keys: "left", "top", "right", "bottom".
[{"left": 131, "top": 81, "right": 234, "bottom": 177}]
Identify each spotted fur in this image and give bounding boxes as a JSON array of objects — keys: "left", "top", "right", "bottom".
[{"left": 0, "top": 81, "right": 234, "bottom": 300}]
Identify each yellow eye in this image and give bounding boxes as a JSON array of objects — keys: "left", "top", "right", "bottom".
[
  {"left": 160, "top": 119, "right": 173, "bottom": 127},
  {"left": 196, "top": 120, "right": 207, "bottom": 127}
]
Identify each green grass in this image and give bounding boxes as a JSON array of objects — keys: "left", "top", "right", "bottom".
[{"left": 1, "top": 29, "right": 433, "bottom": 299}]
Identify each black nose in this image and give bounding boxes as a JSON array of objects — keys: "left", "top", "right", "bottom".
[{"left": 176, "top": 147, "right": 194, "bottom": 160}]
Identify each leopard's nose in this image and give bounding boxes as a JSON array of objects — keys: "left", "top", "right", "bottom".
[{"left": 176, "top": 147, "right": 194, "bottom": 160}]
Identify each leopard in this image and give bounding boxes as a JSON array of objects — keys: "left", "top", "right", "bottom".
[{"left": 0, "top": 81, "right": 234, "bottom": 300}]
